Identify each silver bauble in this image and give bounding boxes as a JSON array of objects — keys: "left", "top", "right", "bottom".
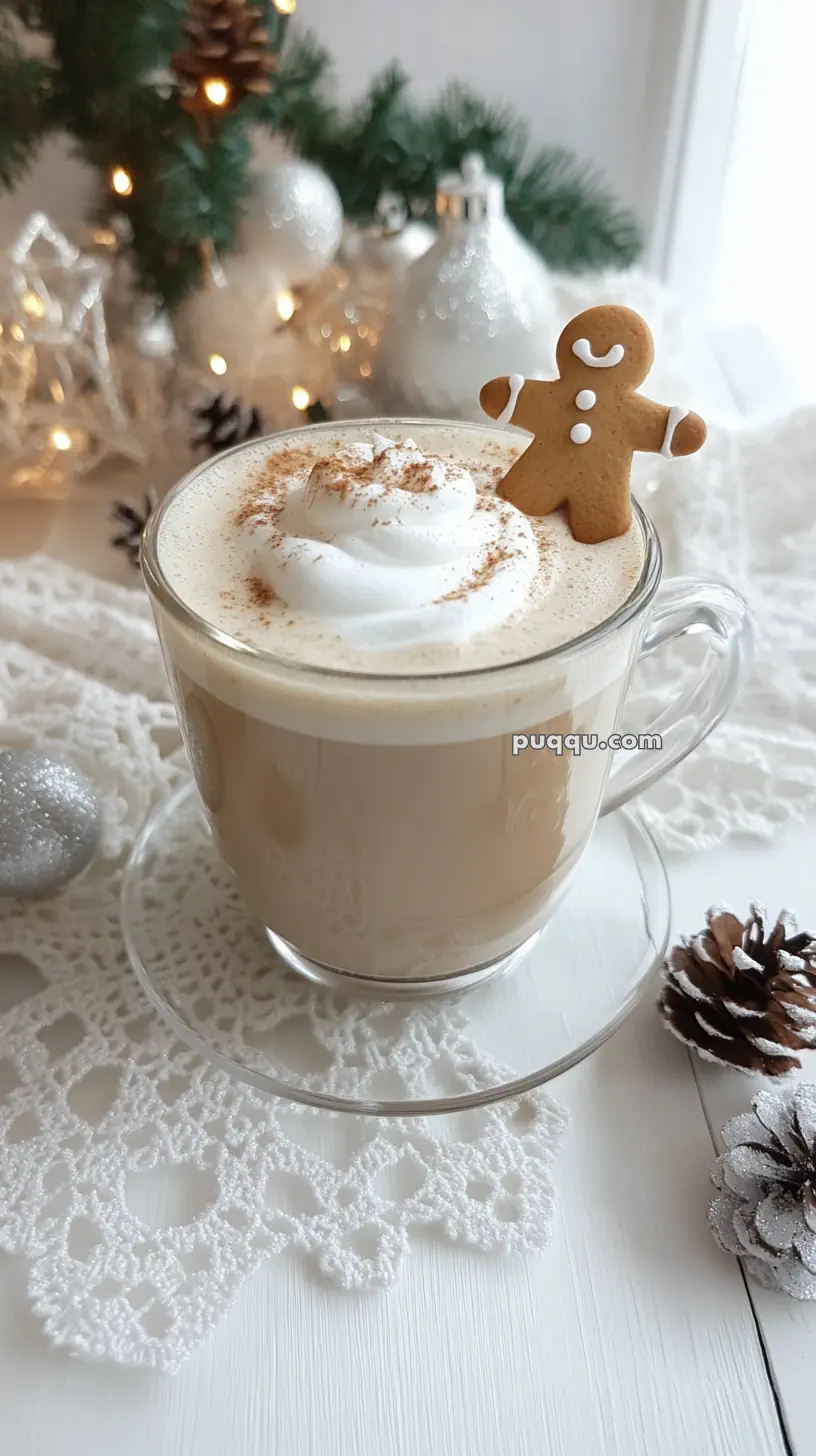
[
  {"left": 340, "top": 193, "right": 435, "bottom": 281},
  {"left": 241, "top": 158, "right": 343, "bottom": 288},
  {"left": 378, "top": 155, "right": 558, "bottom": 421},
  {"left": 0, "top": 750, "right": 102, "bottom": 896}
]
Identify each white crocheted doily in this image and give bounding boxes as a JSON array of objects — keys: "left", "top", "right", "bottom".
[{"left": 0, "top": 556, "right": 568, "bottom": 1372}]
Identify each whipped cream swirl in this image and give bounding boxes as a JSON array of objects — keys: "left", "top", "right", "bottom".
[{"left": 242, "top": 435, "right": 541, "bottom": 650}]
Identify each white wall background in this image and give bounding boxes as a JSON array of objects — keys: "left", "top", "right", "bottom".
[{"left": 0, "top": 0, "right": 688, "bottom": 249}]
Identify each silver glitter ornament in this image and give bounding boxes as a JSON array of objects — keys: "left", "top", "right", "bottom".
[
  {"left": 340, "top": 193, "right": 435, "bottom": 281},
  {"left": 378, "top": 154, "right": 558, "bottom": 421},
  {"left": 709, "top": 1085, "right": 816, "bottom": 1299},
  {"left": 0, "top": 750, "right": 102, "bottom": 896},
  {"left": 241, "top": 158, "right": 343, "bottom": 288}
]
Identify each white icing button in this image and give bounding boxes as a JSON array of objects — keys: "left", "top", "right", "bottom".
[
  {"left": 570, "top": 423, "right": 592, "bottom": 445},
  {"left": 575, "top": 390, "right": 596, "bottom": 410}
]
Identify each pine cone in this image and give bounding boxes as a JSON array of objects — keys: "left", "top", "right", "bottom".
[
  {"left": 171, "top": 0, "right": 276, "bottom": 108},
  {"left": 110, "top": 493, "right": 156, "bottom": 569},
  {"left": 192, "top": 392, "right": 264, "bottom": 453},
  {"left": 709, "top": 1085, "right": 816, "bottom": 1297},
  {"left": 659, "top": 903, "right": 816, "bottom": 1076}
]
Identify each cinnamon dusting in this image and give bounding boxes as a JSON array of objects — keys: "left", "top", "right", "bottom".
[
  {"left": 233, "top": 446, "right": 317, "bottom": 527},
  {"left": 436, "top": 545, "right": 516, "bottom": 604},
  {"left": 247, "top": 574, "right": 277, "bottom": 608}
]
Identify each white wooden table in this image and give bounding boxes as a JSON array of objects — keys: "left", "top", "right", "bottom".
[{"left": 1, "top": 487, "right": 814, "bottom": 1456}]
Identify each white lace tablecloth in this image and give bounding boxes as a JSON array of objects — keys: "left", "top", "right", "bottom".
[{"left": 2, "top": 271, "right": 816, "bottom": 1372}]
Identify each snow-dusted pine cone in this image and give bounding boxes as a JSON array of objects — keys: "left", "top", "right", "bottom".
[
  {"left": 659, "top": 904, "right": 816, "bottom": 1076},
  {"left": 709, "top": 1085, "right": 816, "bottom": 1298}
]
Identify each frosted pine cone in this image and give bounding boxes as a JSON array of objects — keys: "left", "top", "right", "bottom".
[
  {"left": 710, "top": 1085, "right": 816, "bottom": 1298},
  {"left": 659, "top": 904, "right": 816, "bottom": 1075}
]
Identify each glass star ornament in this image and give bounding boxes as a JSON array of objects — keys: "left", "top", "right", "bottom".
[{"left": 0, "top": 213, "right": 148, "bottom": 491}]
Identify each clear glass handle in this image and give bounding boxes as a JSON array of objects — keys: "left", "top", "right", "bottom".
[{"left": 601, "top": 575, "right": 753, "bottom": 815}]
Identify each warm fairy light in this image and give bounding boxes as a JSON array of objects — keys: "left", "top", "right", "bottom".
[
  {"left": 10, "top": 323, "right": 25, "bottom": 343},
  {"left": 276, "top": 290, "right": 296, "bottom": 322},
  {"left": 291, "top": 385, "right": 311, "bottom": 411},
  {"left": 208, "top": 353, "right": 228, "bottom": 376},
  {"left": 359, "top": 361, "right": 372, "bottom": 379},
  {"left": 22, "top": 291, "right": 46, "bottom": 319},
  {"left": 50, "top": 380, "right": 65, "bottom": 404},
  {"left": 338, "top": 333, "right": 352, "bottom": 353},
  {"left": 91, "top": 226, "right": 118, "bottom": 247},
  {"left": 50, "top": 427, "right": 73, "bottom": 451},
  {"left": 274, "top": 0, "right": 296, "bottom": 12},
  {"left": 111, "top": 166, "right": 133, "bottom": 197},
  {"left": 203, "top": 77, "right": 230, "bottom": 107},
  {"left": 357, "top": 324, "right": 368, "bottom": 339}
]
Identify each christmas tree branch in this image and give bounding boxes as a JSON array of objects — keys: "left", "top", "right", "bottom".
[
  {"left": 0, "top": 1, "right": 643, "bottom": 303},
  {"left": 298, "top": 73, "right": 644, "bottom": 271},
  {"left": 0, "top": 15, "right": 53, "bottom": 187}
]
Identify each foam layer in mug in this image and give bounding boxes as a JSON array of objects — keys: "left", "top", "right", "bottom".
[{"left": 154, "top": 423, "right": 648, "bottom": 743}]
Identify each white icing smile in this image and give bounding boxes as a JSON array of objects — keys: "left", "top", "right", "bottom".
[{"left": 572, "top": 338, "right": 625, "bottom": 369}]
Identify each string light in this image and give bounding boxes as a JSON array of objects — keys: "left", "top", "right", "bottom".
[
  {"left": 274, "top": 0, "right": 296, "bottom": 12},
  {"left": 111, "top": 166, "right": 133, "bottom": 197},
  {"left": 10, "top": 323, "right": 25, "bottom": 343},
  {"left": 22, "top": 291, "right": 46, "bottom": 319},
  {"left": 208, "top": 353, "right": 228, "bottom": 376},
  {"left": 203, "top": 77, "right": 230, "bottom": 107},
  {"left": 291, "top": 385, "right": 311, "bottom": 411},
  {"left": 50, "top": 428, "right": 73, "bottom": 451},
  {"left": 359, "top": 361, "right": 372, "bottom": 379},
  {"left": 276, "top": 290, "right": 296, "bottom": 322},
  {"left": 338, "top": 333, "right": 352, "bottom": 353},
  {"left": 91, "top": 227, "right": 118, "bottom": 248}
]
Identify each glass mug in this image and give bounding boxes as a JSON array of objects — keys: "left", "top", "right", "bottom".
[{"left": 141, "top": 419, "right": 751, "bottom": 994}]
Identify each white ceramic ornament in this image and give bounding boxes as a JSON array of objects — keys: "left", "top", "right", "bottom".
[
  {"left": 378, "top": 155, "right": 558, "bottom": 422},
  {"left": 241, "top": 157, "right": 343, "bottom": 288}
]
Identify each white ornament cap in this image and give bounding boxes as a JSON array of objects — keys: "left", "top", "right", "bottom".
[{"left": 436, "top": 153, "right": 505, "bottom": 222}]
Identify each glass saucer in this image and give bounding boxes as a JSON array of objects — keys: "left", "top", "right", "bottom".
[{"left": 121, "top": 781, "right": 670, "bottom": 1117}]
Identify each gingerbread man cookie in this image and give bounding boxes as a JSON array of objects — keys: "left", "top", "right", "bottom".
[{"left": 479, "top": 305, "right": 707, "bottom": 544}]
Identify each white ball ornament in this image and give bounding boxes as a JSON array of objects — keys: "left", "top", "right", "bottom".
[{"left": 241, "top": 157, "right": 343, "bottom": 287}]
